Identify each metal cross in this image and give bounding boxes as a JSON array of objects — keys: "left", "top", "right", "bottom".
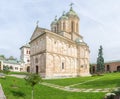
[
  {"left": 70, "top": 3, "right": 74, "bottom": 7},
  {"left": 36, "top": 20, "right": 39, "bottom": 26}
]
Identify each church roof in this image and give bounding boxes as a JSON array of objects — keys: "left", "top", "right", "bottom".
[
  {"left": 66, "top": 7, "right": 79, "bottom": 18},
  {"left": 59, "top": 11, "right": 68, "bottom": 20},
  {"left": 3, "top": 59, "right": 20, "bottom": 65},
  {"left": 51, "top": 16, "right": 58, "bottom": 25},
  {"left": 20, "top": 43, "right": 30, "bottom": 49}
]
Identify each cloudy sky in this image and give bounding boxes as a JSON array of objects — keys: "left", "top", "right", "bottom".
[{"left": 0, "top": 0, "right": 120, "bottom": 63}]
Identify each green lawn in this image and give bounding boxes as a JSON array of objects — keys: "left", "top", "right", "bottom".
[
  {"left": 45, "top": 73, "right": 120, "bottom": 89},
  {"left": 73, "top": 73, "right": 120, "bottom": 89},
  {"left": 45, "top": 76, "right": 100, "bottom": 86},
  {"left": 0, "top": 76, "right": 105, "bottom": 99}
]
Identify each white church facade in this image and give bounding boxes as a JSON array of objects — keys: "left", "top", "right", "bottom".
[{"left": 30, "top": 5, "right": 90, "bottom": 78}]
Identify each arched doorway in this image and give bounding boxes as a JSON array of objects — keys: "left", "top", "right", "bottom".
[
  {"left": 36, "top": 65, "right": 38, "bottom": 74},
  {"left": 106, "top": 65, "right": 110, "bottom": 71},
  {"left": 117, "top": 66, "right": 120, "bottom": 71},
  {"left": 27, "top": 66, "right": 30, "bottom": 72}
]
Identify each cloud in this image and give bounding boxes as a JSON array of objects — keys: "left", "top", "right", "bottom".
[{"left": 0, "top": 0, "right": 120, "bottom": 63}]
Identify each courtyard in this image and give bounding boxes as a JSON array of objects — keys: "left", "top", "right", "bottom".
[{"left": 0, "top": 72, "right": 120, "bottom": 99}]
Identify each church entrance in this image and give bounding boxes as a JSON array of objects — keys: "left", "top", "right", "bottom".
[
  {"left": 117, "top": 66, "right": 120, "bottom": 72},
  {"left": 36, "top": 65, "right": 38, "bottom": 74},
  {"left": 27, "top": 66, "right": 30, "bottom": 72}
]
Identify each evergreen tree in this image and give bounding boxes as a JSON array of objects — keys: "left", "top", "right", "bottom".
[{"left": 96, "top": 45, "right": 105, "bottom": 73}]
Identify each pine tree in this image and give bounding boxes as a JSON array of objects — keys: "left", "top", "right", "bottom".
[{"left": 96, "top": 45, "right": 105, "bottom": 73}]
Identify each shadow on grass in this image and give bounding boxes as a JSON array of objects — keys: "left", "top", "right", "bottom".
[{"left": 11, "top": 90, "right": 26, "bottom": 97}]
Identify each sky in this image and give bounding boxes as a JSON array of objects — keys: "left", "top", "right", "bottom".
[{"left": 0, "top": 0, "right": 120, "bottom": 63}]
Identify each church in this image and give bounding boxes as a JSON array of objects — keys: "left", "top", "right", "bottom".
[{"left": 30, "top": 5, "right": 90, "bottom": 78}]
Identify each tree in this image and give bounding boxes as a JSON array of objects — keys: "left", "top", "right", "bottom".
[
  {"left": 0, "top": 55, "right": 6, "bottom": 60},
  {"left": 8, "top": 56, "right": 15, "bottom": 60},
  {"left": 24, "top": 73, "right": 42, "bottom": 99},
  {"left": 3, "top": 65, "right": 10, "bottom": 74},
  {"left": 96, "top": 45, "right": 105, "bottom": 73}
]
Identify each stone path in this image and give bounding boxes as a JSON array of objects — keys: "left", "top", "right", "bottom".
[
  {"left": 8, "top": 74, "right": 26, "bottom": 78},
  {"left": 67, "top": 77, "right": 104, "bottom": 87},
  {"left": 40, "top": 82, "right": 118, "bottom": 93},
  {"left": 0, "top": 84, "right": 6, "bottom": 99}
]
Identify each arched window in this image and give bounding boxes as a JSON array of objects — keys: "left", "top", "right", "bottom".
[
  {"left": 76, "top": 23, "right": 78, "bottom": 33},
  {"left": 57, "top": 23, "right": 59, "bottom": 33},
  {"left": 62, "top": 62, "right": 64, "bottom": 69},
  {"left": 10, "top": 66, "right": 13, "bottom": 69},
  {"left": 63, "top": 22, "right": 65, "bottom": 31},
  {"left": 27, "top": 59, "right": 30, "bottom": 62},
  {"left": 71, "top": 21, "right": 74, "bottom": 32},
  {"left": 26, "top": 50, "right": 28, "bottom": 54}
]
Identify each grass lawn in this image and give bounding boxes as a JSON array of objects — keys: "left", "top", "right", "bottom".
[
  {"left": 0, "top": 76, "right": 105, "bottom": 99},
  {"left": 45, "top": 72, "right": 120, "bottom": 89},
  {"left": 73, "top": 73, "right": 120, "bottom": 89},
  {"left": 45, "top": 76, "right": 101, "bottom": 86}
]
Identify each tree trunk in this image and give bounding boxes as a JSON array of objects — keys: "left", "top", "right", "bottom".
[{"left": 32, "top": 87, "right": 34, "bottom": 99}]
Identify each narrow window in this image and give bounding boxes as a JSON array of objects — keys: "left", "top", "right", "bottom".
[
  {"left": 63, "top": 22, "right": 65, "bottom": 31},
  {"left": 71, "top": 21, "right": 74, "bottom": 32},
  {"left": 76, "top": 23, "right": 78, "bottom": 32},
  {"left": 57, "top": 23, "right": 59, "bottom": 32},
  {"left": 62, "top": 62, "right": 64, "bottom": 69},
  {"left": 26, "top": 50, "right": 28, "bottom": 54},
  {"left": 36, "top": 65, "right": 38, "bottom": 74}
]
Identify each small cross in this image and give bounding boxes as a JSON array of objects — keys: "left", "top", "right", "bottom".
[
  {"left": 55, "top": 16, "right": 57, "bottom": 21},
  {"left": 36, "top": 20, "right": 39, "bottom": 26},
  {"left": 63, "top": 11, "right": 65, "bottom": 15},
  {"left": 55, "top": 16, "right": 57, "bottom": 19},
  {"left": 70, "top": 3, "right": 74, "bottom": 8}
]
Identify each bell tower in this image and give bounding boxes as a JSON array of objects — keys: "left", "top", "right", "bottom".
[{"left": 67, "top": 3, "right": 79, "bottom": 34}]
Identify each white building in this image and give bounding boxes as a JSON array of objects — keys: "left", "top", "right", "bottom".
[
  {"left": 0, "top": 43, "right": 30, "bottom": 72},
  {"left": 20, "top": 43, "right": 30, "bottom": 72}
]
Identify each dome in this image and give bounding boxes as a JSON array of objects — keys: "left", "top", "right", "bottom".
[
  {"left": 51, "top": 16, "right": 58, "bottom": 25},
  {"left": 59, "top": 12, "right": 68, "bottom": 21},
  {"left": 66, "top": 7, "right": 79, "bottom": 18},
  {"left": 75, "top": 38, "right": 83, "bottom": 43}
]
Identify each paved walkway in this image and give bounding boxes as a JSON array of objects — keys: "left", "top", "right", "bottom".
[
  {"left": 0, "top": 84, "right": 6, "bottom": 99},
  {"left": 67, "top": 77, "right": 104, "bottom": 87},
  {"left": 40, "top": 82, "right": 114, "bottom": 92},
  {"left": 8, "top": 74, "right": 26, "bottom": 78}
]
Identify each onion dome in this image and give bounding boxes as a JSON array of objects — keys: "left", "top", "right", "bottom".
[
  {"left": 51, "top": 16, "right": 58, "bottom": 25},
  {"left": 59, "top": 11, "right": 68, "bottom": 20},
  {"left": 66, "top": 4, "right": 79, "bottom": 18}
]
